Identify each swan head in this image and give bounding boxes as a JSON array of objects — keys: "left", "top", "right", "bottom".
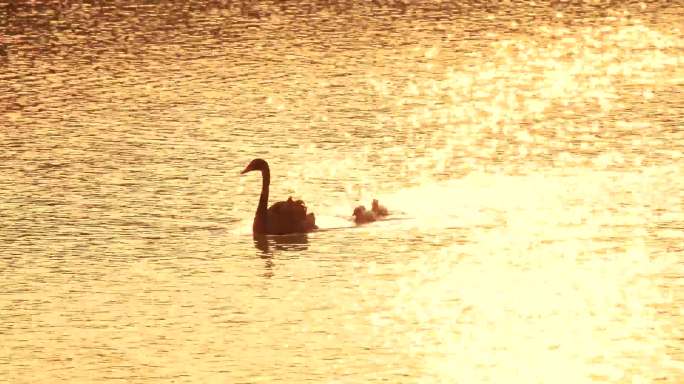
[{"left": 241, "top": 158, "right": 269, "bottom": 174}]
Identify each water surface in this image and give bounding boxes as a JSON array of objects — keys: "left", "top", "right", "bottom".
[{"left": 1, "top": 1, "right": 683, "bottom": 383}]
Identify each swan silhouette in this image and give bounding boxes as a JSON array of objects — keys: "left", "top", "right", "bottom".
[{"left": 241, "top": 158, "right": 317, "bottom": 234}]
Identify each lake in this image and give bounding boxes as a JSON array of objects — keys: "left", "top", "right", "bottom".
[{"left": 1, "top": 1, "right": 683, "bottom": 382}]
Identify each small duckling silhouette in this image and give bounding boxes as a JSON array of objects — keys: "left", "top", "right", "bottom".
[
  {"left": 371, "top": 199, "right": 388, "bottom": 216},
  {"left": 353, "top": 199, "right": 389, "bottom": 224}
]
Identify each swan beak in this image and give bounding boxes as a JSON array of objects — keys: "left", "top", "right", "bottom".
[{"left": 240, "top": 166, "right": 251, "bottom": 174}]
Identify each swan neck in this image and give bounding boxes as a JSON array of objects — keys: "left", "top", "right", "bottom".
[
  {"left": 253, "top": 167, "right": 270, "bottom": 233},
  {"left": 257, "top": 168, "right": 270, "bottom": 214}
]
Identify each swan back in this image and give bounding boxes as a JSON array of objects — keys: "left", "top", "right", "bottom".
[{"left": 267, "top": 197, "right": 317, "bottom": 234}]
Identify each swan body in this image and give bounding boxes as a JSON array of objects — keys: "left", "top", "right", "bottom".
[
  {"left": 241, "top": 158, "right": 317, "bottom": 235},
  {"left": 353, "top": 199, "right": 389, "bottom": 224}
]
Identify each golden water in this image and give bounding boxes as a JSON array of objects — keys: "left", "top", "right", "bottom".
[{"left": 1, "top": 1, "right": 683, "bottom": 383}]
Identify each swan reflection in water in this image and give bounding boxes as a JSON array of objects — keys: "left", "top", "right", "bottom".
[{"left": 253, "top": 233, "right": 309, "bottom": 254}]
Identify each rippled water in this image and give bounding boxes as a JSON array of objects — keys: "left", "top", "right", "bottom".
[{"left": 1, "top": 1, "right": 683, "bottom": 383}]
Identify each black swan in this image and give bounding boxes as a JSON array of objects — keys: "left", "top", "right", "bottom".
[
  {"left": 241, "top": 158, "right": 317, "bottom": 235},
  {"left": 353, "top": 199, "right": 389, "bottom": 224}
]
